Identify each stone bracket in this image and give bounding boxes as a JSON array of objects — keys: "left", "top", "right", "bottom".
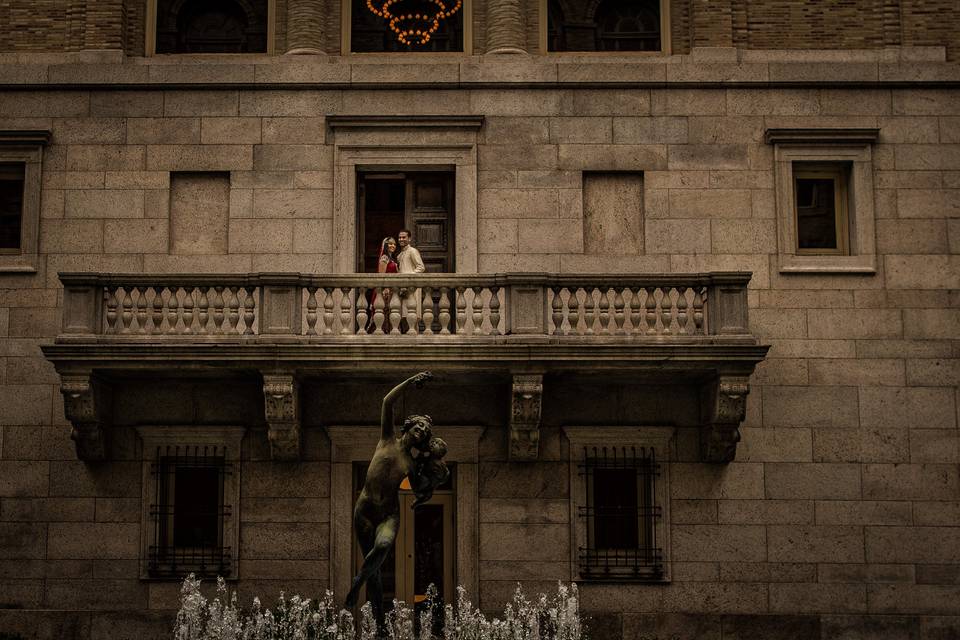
[
  {"left": 701, "top": 374, "right": 751, "bottom": 463},
  {"left": 509, "top": 373, "right": 542, "bottom": 461},
  {"left": 262, "top": 372, "right": 301, "bottom": 461},
  {"left": 60, "top": 372, "right": 110, "bottom": 462}
]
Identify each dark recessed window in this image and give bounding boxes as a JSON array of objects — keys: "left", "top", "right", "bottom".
[
  {"left": 579, "top": 445, "right": 662, "bottom": 580},
  {"left": 149, "top": 447, "right": 231, "bottom": 579},
  {"left": 0, "top": 163, "right": 24, "bottom": 253},
  {"left": 156, "top": 0, "right": 268, "bottom": 54},
  {"left": 549, "top": 0, "right": 661, "bottom": 52},
  {"left": 350, "top": 0, "right": 463, "bottom": 52},
  {"left": 794, "top": 163, "right": 850, "bottom": 255}
]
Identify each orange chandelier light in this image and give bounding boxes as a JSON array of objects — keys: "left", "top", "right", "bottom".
[{"left": 365, "top": 0, "right": 462, "bottom": 46}]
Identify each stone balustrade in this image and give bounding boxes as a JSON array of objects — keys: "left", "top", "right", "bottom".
[{"left": 57, "top": 272, "right": 754, "bottom": 341}]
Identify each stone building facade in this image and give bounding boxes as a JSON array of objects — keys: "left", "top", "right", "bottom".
[{"left": 0, "top": 1, "right": 958, "bottom": 639}]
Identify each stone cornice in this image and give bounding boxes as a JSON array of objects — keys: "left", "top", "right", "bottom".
[
  {"left": 0, "top": 130, "right": 51, "bottom": 146},
  {"left": 764, "top": 128, "right": 880, "bottom": 145},
  {"left": 328, "top": 115, "right": 484, "bottom": 129}
]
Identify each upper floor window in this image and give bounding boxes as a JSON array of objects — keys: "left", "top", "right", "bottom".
[
  {"left": 155, "top": 0, "right": 269, "bottom": 53},
  {"left": 0, "top": 164, "right": 24, "bottom": 253},
  {"left": 547, "top": 0, "right": 665, "bottom": 53},
  {"left": 347, "top": 0, "right": 464, "bottom": 52}
]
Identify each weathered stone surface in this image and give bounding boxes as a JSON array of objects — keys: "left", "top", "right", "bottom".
[
  {"left": 673, "top": 525, "right": 766, "bottom": 562},
  {"left": 762, "top": 386, "right": 859, "bottom": 428},
  {"left": 862, "top": 463, "right": 959, "bottom": 500},
  {"left": 479, "top": 523, "right": 568, "bottom": 561},
  {"left": 765, "top": 463, "right": 861, "bottom": 499},
  {"left": 859, "top": 386, "right": 956, "bottom": 430},
  {"left": 46, "top": 523, "right": 138, "bottom": 559},
  {"left": 170, "top": 171, "right": 229, "bottom": 255},
  {"left": 718, "top": 500, "right": 813, "bottom": 525},
  {"left": 240, "top": 522, "right": 328, "bottom": 560},
  {"left": 767, "top": 525, "right": 864, "bottom": 563},
  {"left": 769, "top": 583, "right": 867, "bottom": 614},
  {"left": 583, "top": 172, "right": 644, "bottom": 254}
]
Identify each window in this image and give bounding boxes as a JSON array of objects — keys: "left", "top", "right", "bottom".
[
  {"left": 137, "top": 428, "right": 243, "bottom": 580},
  {"left": 794, "top": 163, "right": 849, "bottom": 255},
  {"left": 348, "top": 0, "right": 464, "bottom": 52},
  {"left": 152, "top": 0, "right": 270, "bottom": 54},
  {"left": 767, "top": 128, "right": 879, "bottom": 273},
  {"left": 0, "top": 131, "right": 48, "bottom": 274},
  {"left": 545, "top": 0, "right": 667, "bottom": 53},
  {"left": 564, "top": 427, "right": 672, "bottom": 582}
]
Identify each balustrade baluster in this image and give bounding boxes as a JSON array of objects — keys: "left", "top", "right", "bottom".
[
  {"left": 340, "top": 287, "right": 353, "bottom": 335},
  {"left": 676, "top": 286, "right": 688, "bottom": 335},
  {"left": 355, "top": 287, "right": 369, "bottom": 335},
  {"left": 629, "top": 287, "right": 641, "bottom": 335},
  {"left": 211, "top": 286, "right": 225, "bottom": 335},
  {"left": 305, "top": 287, "right": 318, "bottom": 336},
  {"left": 135, "top": 287, "right": 147, "bottom": 334},
  {"left": 226, "top": 287, "right": 240, "bottom": 334},
  {"left": 567, "top": 288, "right": 580, "bottom": 334},
  {"left": 120, "top": 288, "right": 133, "bottom": 334},
  {"left": 645, "top": 287, "right": 657, "bottom": 335},
  {"left": 198, "top": 287, "right": 210, "bottom": 334},
  {"left": 105, "top": 288, "right": 118, "bottom": 334},
  {"left": 389, "top": 292, "right": 402, "bottom": 335},
  {"left": 613, "top": 288, "right": 626, "bottom": 335},
  {"left": 583, "top": 288, "right": 596, "bottom": 335},
  {"left": 242, "top": 288, "right": 256, "bottom": 335},
  {"left": 455, "top": 287, "right": 467, "bottom": 334},
  {"left": 693, "top": 287, "right": 705, "bottom": 335},
  {"left": 150, "top": 287, "right": 164, "bottom": 334},
  {"left": 372, "top": 290, "right": 385, "bottom": 334},
  {"left": 489, "top": 286, "right": 501, "bottom": 335},
  {"left": 422, "top": 286, "right": 434, "bottom": 335},
  {"left": 182, "top": 288, "right": 195, "bottom": 334},
  {"left": 660, "top": 287, "right": 673, "bottom": 335},
  {"left": 438, "top": 287, "right": 451, "bottom": 335},
  {"left": 404, "top": 291, "right": 418, "bottom": 336},
  {"left": 471, "top": 288, "right": 484, "bottom": 335},
  {"left": 322, "top": 287, "right": 335, "bottom": 335},
  {"left": 551, "top": 287, "right": 563, "bottom": 335},
  {"left": 598, "top": 288, "right": 611, "bottom": 335}
]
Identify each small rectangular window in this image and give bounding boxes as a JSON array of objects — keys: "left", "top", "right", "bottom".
[
  {"left": 0, "top": 163, "right": 25, "bottom": 253},
  {"left": 793, "top": 162, "right": 850, "bottom": 256},
  {"left": 579, "top": 445, "right": 662, "bottom": 579},
  {"left": 350, "top": 0, "right": 463, "bottom": 52},
  {"left": 150, "top": 446, "right": 231, "bottom": 579},
  {"left": 548, "top": 0, "right": 664, "bottom": 52},
  {"left": 155, "top": 0, "right": 269, "bottom": 54}
]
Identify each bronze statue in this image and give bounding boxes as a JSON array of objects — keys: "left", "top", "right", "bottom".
[{"left": 345, "top": 371, "right": 449, "bottom": 631}]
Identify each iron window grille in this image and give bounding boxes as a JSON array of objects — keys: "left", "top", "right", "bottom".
[
  {"left": 148, "top": 444, "right": 232, "bottom": 579},
  {"left": 577, "top": 445, "right": 663, "bottom": 579}
]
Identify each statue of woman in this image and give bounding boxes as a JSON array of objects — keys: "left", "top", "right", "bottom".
[{"left": 345, "top": 371, "right": 435, "bottom": 626}]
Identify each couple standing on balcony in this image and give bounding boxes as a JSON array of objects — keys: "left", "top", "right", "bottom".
[{"left": 368, "top": 229, "right": 425, "bottom": 332}]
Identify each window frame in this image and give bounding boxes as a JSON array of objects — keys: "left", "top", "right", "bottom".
[
  {"left": 0, "top": 131, "right": 48, "bottom": 275},
  {"left": 136, "top": 426, "right": 245, "bottom": 581},
  {"left": 563, "top": 426, "right": 673, "bottom": 583},
  {"left": 340, "top": 0, "right": 473, "bottom": 54},
  {"left": 145, "top": 0, "right": 277, "bottom": 56},
  {"left": 539, "top": 0, "right": 670, "bottom": 55},
  {"left": 767, "top": 128, "right": 879, "bottom": 274},
  {"left": 793, "top": 162, "right": 850, "bottom": 257}
]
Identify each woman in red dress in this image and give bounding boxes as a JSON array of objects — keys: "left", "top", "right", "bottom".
[{"left": 367, "top": 236, "right": 398, "bottom": 331}]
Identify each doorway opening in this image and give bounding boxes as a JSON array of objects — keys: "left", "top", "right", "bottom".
[{"left": 357, "top": 171, "right": 456, "bottom": 273}]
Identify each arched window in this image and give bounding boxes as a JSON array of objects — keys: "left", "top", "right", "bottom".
[
  {"left": 547, "top": 0, "right": 662, "bottom": 52},
  {"left": 155, "top": 0, "right": 268, "bottom": 54}
]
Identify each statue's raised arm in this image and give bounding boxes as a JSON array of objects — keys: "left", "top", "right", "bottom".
[{"left": 380, "top": 371, "right": 433, "bottom": 442}]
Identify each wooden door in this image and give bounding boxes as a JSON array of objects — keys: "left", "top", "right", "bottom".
[{"left": 404, "top": 173, "right": 455, "bottom": 273}]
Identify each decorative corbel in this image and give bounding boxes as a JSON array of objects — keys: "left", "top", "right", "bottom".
[
  {"left": 509, "top": 374, "right": 542, "bottom": 461},
  {"left": 263, "top": 372, "right": 301, "bottom": 460},
  {"left": 60, "top": 372, "right": 110, "bottom": 461},
  {"left": 701, "top": 375, "right": 751, "bottom": 463}
]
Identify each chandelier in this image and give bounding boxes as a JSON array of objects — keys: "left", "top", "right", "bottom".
[{"left": 365, "top": 0, "right": 463, "bottom": 46}]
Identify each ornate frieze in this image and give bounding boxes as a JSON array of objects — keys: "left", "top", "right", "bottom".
[
  {"left": 60, "top": 372, "right": 110, "bottom": 461},
  {"left": 701, "top": 374, "right": 750, "bottom": 463},
  {"left": 263, "top": 372, "right": 301, "bottom": 460},
  {"left": 509, "top": 373, "right": 542, "bottom": 461}
]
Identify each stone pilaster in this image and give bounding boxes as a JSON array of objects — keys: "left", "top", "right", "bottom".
[
  {"left": 286, "top": 0, "right": 327, "bottom": 54},
  {"left": 485, "top": 0, "right": 527, "bottom": 54},
  {"left": 263, "top": 372, "right": 302, "bottom": 460},
  {"left": 509, "top": 374, "right": 542, "bottom": 460},
  {"left": 701, "top": 374, "right": 750, "bottom": 463},
  {"left": 60, "top": 372, "right": 110, "bottom": 461}
]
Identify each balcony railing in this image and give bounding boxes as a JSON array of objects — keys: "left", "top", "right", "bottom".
[{"left": 57, "top": 272, "right": 754, "bottom": 341}]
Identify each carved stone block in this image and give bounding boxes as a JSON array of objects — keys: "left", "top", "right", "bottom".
[
  {"left": 60, "top": 372, "right": 110, "bottom": 461},
  {"left": 263, "top": 372, "right": 301, "bottom": 460},
  {"left": 701, "top": 375, "right": 750, "bottom": 463},
  {"left": 509, "top": 374, "right": 542, "bottom": 461}
]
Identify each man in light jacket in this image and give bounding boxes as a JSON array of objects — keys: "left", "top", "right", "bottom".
[{"left": 397, "top": 229, "right": 425, "bottom": 330}]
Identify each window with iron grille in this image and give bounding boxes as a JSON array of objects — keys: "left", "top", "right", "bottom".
[
  {"left": 148, "top": 445, "right": 232, "bottom": 579},
  {"left": 564, "top": 427, "right": 672, "bottom": 582}
]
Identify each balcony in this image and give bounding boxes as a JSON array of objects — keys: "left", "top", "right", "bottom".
[{"left": 43, "top": 272, "right": 768, "bottom": 462}]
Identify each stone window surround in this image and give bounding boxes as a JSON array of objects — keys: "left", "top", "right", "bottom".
[
  {"left": 341, "top": 0, "right": 474, "bottom": 54},
  {"left": 563, "top": 425, "right": 674, "bottom": 583},
  {"left": 325, "top": 425, "right": 484, "bottom": 602},
  {"left": 329, "top": 115, "right": 482, "bottom": 274},
  {"left": 145, "top": 0, "right": 278, "bottom": 55},
  {"left": 135, "top": 426, "right": 245, "bottom": 580},
  {"left": 0, "top": 130, "right": 49, "bottom": 275},
  {"left": 767, "top": 128, "right": 880, "bottom": 275},
  {"left": 538, "top": 0, "right": 671, "bottom": 55}
]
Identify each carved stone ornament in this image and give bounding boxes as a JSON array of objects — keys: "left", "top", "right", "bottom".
[
  {"left": 60, "top": 372, "right": 110, "bottom": 461},
  {"left": 702, "top": 375, "right": 750, "bottom": 463},
  {"left": 263, "top": 373, "right": 301, "bottom": 460},
  {"left": 509, "top": 374, "right": 542, "bottom": 461}
]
